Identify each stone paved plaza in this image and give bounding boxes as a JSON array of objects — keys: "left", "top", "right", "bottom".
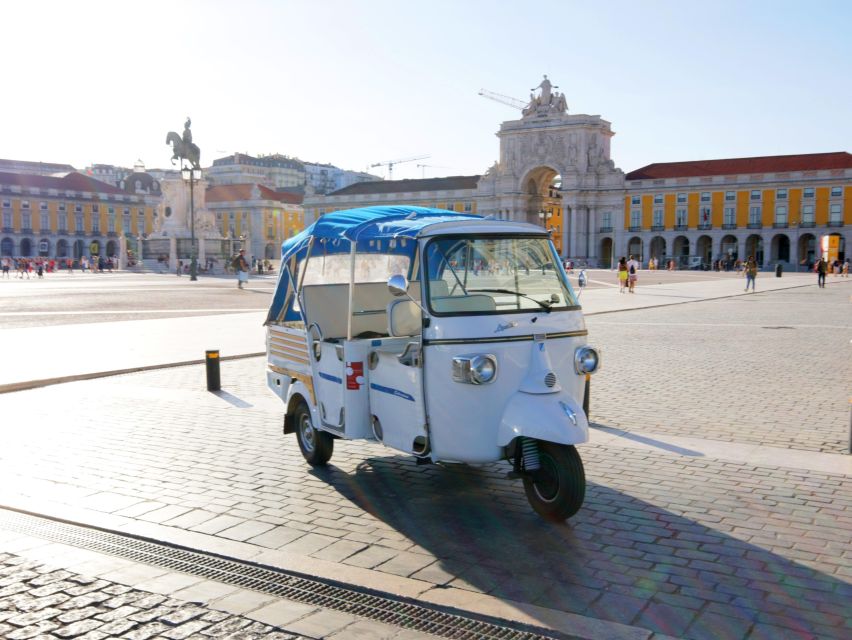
[{"left": 0, "top": 280, "right": 849, "bottom": 639}]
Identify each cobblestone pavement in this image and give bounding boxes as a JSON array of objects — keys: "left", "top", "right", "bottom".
[
  {"left": 0, "top": 282, "right": 850, "bottom": 639},
  {"left": 0, "top": 552, "right": 303, "bottom": 640},
  {"left": 589, "top": 281, "right": 852, "bottom": 453}
]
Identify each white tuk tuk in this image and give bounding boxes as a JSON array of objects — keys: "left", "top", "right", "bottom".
[{"left": 265, "top": 206, "right": 600, "bottom": 521}]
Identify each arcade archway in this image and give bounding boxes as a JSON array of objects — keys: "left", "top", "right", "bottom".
[
  {"left": 746, "top": 235, "right": 764, "bottom": 266},
  {"left": 627, "top": 236, "right": 643, "bottom": 262},
  {"left": 770, "top": 234, "right": 790, "bottom": 263},
  {"left": 696, "top": 235, "right": 712, "bottom": 262},
  {"left": 599, "top": 237, "right": 613, "bottom": 268},
  {"left": 649, "top": 236, "right": 666, "bottom": 262}
]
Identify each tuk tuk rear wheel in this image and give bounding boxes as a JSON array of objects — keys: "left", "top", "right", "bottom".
[
  {"left": 294, "top": 401, "right": 333, "bottom": 466},
  {"left": 522, "top": 442, "right": 585, "bottom": 521}
]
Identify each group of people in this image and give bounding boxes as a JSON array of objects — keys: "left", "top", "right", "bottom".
[
  {"left": 814, "top": 257, "right": 849, "bottom": 288},
  {"left": 1, "top": 255, "right": 116, "bottom": 278},
  {"left": 616, "top": 255, "right": 640, "bottom": 293}
]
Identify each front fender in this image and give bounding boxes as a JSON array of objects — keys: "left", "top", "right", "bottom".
[{"left": 497, "top": 390, "right": 589, "bottom": 447}]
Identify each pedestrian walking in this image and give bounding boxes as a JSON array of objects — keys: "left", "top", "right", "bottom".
[
  {"left": 617, "top": 256, "right": 628, "bottom": 293},
  {"left": 233, "top": 249, "right": 249, "bottom": 289},
  {"left": 1, "top": 256, "right": 10, "bottom": 278},
  {"left": 843, "top": 259, "right": 849, "bottom": 277},
  {"left": 816, "top": 256, "right": 827, "bottom": 288},
  {"left": 176, "top": 259, "right": 183, "bottom": 276},
  {"left": 744, "top": 255, "right": 757, "bottom": 292},
  {"left": 627, "top": 254, "right": 639, "bottom": 293}
]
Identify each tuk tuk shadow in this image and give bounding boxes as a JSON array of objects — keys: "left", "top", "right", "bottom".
[{"left": 307, "top": 454, "right": 850, "bottom": 638}]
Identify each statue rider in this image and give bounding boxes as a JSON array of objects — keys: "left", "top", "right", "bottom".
[{"left": 182, "top": 117, "right": 192, "bottom": 146}]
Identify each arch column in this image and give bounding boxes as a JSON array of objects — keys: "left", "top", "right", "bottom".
[
  {"left": 560, "top": 204, "right": 570, "bottom": 258},
  {"left": 737, "top": 236, "right": 747, "bottom": 262},
  {"left": 587, "top": 206, "right": 598, "bottom": 260}
]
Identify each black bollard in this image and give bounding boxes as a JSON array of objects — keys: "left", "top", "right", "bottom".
[
  {"left": 205, "top": 350, "right": 221, "bottom": 391},
  {"left": 583, "top": 374, "right": 591, "bottom": 417}
]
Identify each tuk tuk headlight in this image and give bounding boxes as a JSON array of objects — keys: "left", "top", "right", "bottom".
[
  {"left": 574, "top": 346, "right": 601, "bottom": 374},
  {"left": 452, "top": 354, "right": 497, "bottom": 385}
]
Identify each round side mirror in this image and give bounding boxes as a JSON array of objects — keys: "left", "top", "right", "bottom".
[{"left": 387, "top": 274, "right": 409, "bottom": 297}]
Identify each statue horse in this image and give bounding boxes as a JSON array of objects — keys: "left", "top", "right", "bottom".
[{"left": 166, "top": 131, "right": 201, "bottom": 169}]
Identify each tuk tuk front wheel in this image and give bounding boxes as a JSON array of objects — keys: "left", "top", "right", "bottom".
[
  {"left": 294, "top": 401, "right": 333, "bottom": 466},
  {"left": 522, "top": 442, "right": 585, "bottom": 522}
]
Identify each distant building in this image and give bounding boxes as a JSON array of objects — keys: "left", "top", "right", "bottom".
[
  {"left": 205, "top": 153, "right": 305, "bottom": 190},
  {"left": 205, "top": 183, "right": 304, "bottom": 260},
  {"left": 0, "top": 170, "right": 160, "bottom": 261},
  {"left": 0, "top": 158, "right": 76, "bottom": 176},
  {"left": 303, "top": 162, "right": 381, "bottom": 195}
]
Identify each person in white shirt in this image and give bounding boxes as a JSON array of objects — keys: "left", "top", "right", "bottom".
[{"left": 626, "top": 255, "right": 640, "bottom": 293}]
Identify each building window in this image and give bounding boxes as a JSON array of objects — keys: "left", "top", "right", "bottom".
[
  {"left": 58, "top": 203, "right": 66, "bottom": 212},
  {"left": 750, "top": 190, "right": 761, "bottom": 201},
  {"left": 40, "top": 212, "right": 49, "bottom": 229},
  {"left": 21, "top": 200, "right": 30, "bottom": 209},
  {"left": 2, "top": 200, "right": 10, "bottom": 209},
  {"left": 2, "top": 212, "right": 11, "bottom": 228},
  {"left": 724, "top": 207, "right": 735, "bottom": 226},
  {"left": 123, "top": 208, "right": 130, "bottom": 216},
  {"left": 653, "top": 209, "right": 663, "bottom": 227},
  {"left": 108, "top": 214, "right": 116, "bottom": 233},
  {"left": 700, "top": 192, "right": 710, "bottom": 203},
  {"left": 631, "top": 195, "right": 640, "bottom": 205},
  {"left": 677, "top": 193, "right": 686, "bottom": 204},
  {"left": 630, "top": 210, "right": 641, "bottom": 227},
  {"left": 675, "top": 208, "right": 687, "bottom": 226},
  {"left": 58, "top": 215, "right": 67, "bottom": 231},
  {"left": 725, "top": 191, "right": 735, "bottom": 202},
  {"left": 829, "top": 204, "right": 842, "bottom": 223},
  {"left": 775, "top": 205, "right": 787, "bottom": 225},
  {"left": 653, "top": 194, "right": 663, "bottom": 204},
  {"left": 92, "top": 204, "right": 99, "bottom": 213},
  {"left": 802, "top": 205, "right": 814, "bottom": 223},
  {"left": 803, "top": 187, "right": 814, "bottom": 198},
  {"left": 749, "top": 206, "right": 761, "bottom": 224},
  {"left": 108, "top": 206, "right": 115, "bottom": 215},
  {"left": 92, "top": 216, "right": 100, "bottom": 233},
  {"left": 776, "top": 188, "right": 787, "bottom": 200},
  {"left": 75, "top": 214, "right": 84, "bottom": 231},
  {"left": 601, "top": 211, "right": 612, "bottom": 228},
  {"left": 830, "top": 186, "right": 842, "bottom": 197},
  {"left": 22, "top": 212, "right": 31, "bottom": 229},
  {"left": 463, "top": 202, "right": 472, "bottom": 213},
  {"left": 700, "top": 207, "right": 711, "bottom": 226},
  {"left": 39, "top": 201, "right": 48, "bottom": 211},
  {"left": 75, "top": 204, "right": 82, "bottom": 214}
]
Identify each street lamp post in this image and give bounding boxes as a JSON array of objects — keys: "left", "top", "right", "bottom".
[{"left": 181, "top": 166, "right": 201, "bottom": 280}]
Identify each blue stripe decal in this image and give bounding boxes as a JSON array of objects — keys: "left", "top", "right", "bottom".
[
  {"left": 318, "top": 372, "right": 342, "bottom": 384},
  {"left": 370, "top": 383, "right": 415, "bottom": 402}
]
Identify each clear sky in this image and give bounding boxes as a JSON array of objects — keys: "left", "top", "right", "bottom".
[{"left": 3, "top": 0, "right": 850, "bottom": 180}]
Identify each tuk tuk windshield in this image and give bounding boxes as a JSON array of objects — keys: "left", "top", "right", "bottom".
[{"left": 424, "top": 235, "right": 578, "bottom": 315}]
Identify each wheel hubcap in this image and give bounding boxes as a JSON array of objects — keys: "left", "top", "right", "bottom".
[
  {"left": 532, "top": 454, "right": 560, "bottom": 503},
  {"left": 299, "top": 413, "right": 315, "bottom": 452}
]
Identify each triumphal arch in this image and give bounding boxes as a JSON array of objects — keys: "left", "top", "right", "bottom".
[{"left": 476, "top": 76, "right": 625, "bottom": 263}]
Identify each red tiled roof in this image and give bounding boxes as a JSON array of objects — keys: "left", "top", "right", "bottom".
[
  {"left": 626, "top": 152, "right": 852, "bottom": 180},
  {"left": 0, "top": 171, "right": 126, "bottom": 195},
  {"left": 328, "top": 175, "right": 481, "bottom": 196},
  {"left": 206, "top": 183, "right": 303, "bottom": 205}
]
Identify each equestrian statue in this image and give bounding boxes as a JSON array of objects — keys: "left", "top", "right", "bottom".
[{"left": 166, "top": 117, "right": 201, "bottom": 169}]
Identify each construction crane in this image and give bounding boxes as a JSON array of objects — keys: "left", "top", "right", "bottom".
[
  {"left": 370, "top": 154, "right": 430, "bottom": 180},
  {"left": 478, "top": 88, "right": 527, "bottom": 111},
  {"left": 416, "top": 163, "right": 459, "bottom": 178}
]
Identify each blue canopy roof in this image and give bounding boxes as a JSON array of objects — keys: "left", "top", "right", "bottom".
[{"left": 267, "top": 206, "right": 481, "bottom": 324}]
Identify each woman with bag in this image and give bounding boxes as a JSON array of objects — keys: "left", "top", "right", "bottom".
[{"left": 617, "top": 256, "right": 628, "bottom": 293}]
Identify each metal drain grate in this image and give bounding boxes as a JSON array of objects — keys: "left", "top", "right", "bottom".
[{"left": 0, "top": 507, "right": 570, "bottom": 640}]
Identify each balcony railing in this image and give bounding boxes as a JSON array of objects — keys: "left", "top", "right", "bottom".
[
  {"left": 772, "top": 222, "right": 789, "bottom": 229},
  {"left": 598, "top": 226, "right": 613, "bottom": 233},
  {"left": 674, "top": 224, "right": 688, "bottom": 231},
  {"left": 75, "top": 230, "right": 86, "bottom": 236},
  {"left": 698, "top": 224, "right": 712, "bottom": 230},
  {"left": 20, "top": 228, "right": 32, "bottom": 234},
  {"left": 798, "top": 221, "right": 815, "bottom": 228},
  {"left": 651, "top": 225, "right": 664, "bottom": 232},
  {"left": 628, "top": 225, "right": 642, "bottom": 232},
  {"left": 721, "top": 223, "right": 737, "bottom": 229},
  {"left": 747, "top": 222, "right": 762, "bottom": 229},
  {"left": 827, "top": 220, "right": 844, "bottom": 227}
]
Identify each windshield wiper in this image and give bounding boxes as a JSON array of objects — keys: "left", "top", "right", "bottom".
[{"left": 468, "top": 288, "right": 554, "bottom": 312}]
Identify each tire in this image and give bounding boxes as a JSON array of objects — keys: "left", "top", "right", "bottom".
[
  {"left": 522, "top": 442, "right": 585, "bottom": 521},
  {"left": 294, "top": 400, "right": 333, "bottom": 466}
]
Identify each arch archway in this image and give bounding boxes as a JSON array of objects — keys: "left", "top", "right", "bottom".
[
  {"left": 520, "top": 166, "right": 563, "bottom": 239},
  {"left": 56, "top": 239, "right": 69, "bottom": 258},
  {"left": 673, "top": 235, "right": 689, "bottom": 257},
  {"left": 770, "top": 234, "right": 790, "bottom": 263},
  {"left": 20, "top": 238, "right": 32, "bottom": 257},
  {"left": 696, "top": 235, "right": 712, "bottom": 263},
  {"left": 106, "top": 240, "right": 117, "bottom": 257},
  {"left": 599, "top": 237, "right": 613, "bottom": 268},
  {"left": 89, "top": 240, "right": 101, "bottom": 257},
  {"left": 720, "top": 234, "right": 738, "bottom": 269},
  {"left": 797, "top": 234, "right": 815, "bottom": 270},
  {"left": 264, "top": 243, "right": 276, "bottom": 259},
  {"left": 827, "top": 232, "right": 846, "bottom": 261},
  {"left": 746, "top": 235, "right": 764, "bottom": 266},
  {"left": 627, "top": 236, "right": 643, "bottom": 262},
  {"left": 649, "top": 236, "right": 666, "bottom": 263},
  {"left": 1, "top": 238, "right": 13, "bottom": 256},
  {"left": 73, "top": 240, "right": 85, "bottom": 259},
  {"left": 38, "top": 238, "right": 51, "bottom": 257}
]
